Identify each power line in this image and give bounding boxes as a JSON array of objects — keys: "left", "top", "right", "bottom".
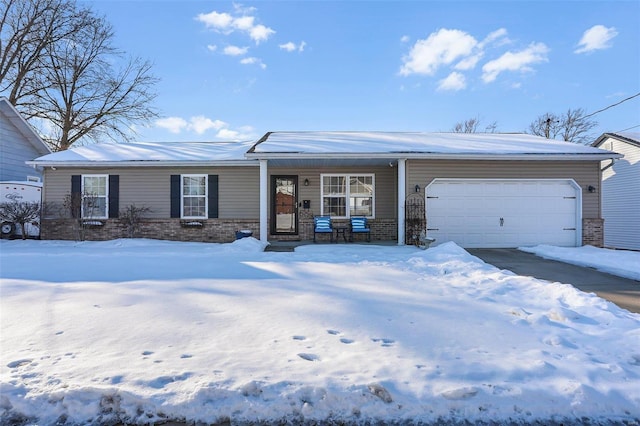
[
  {"left": 584, "top": 92, "right": 640, "bottom": 119},
  {"left": 616, "top": 124, "right": 640, "bottom": 132}
]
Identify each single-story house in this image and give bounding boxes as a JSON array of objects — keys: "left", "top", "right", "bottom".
[
  {"left": 0, "top": 97, "right": 51, "bottom": 182},
  {"left": 29, "top": 131, "right": 620, "bottom": 248},
  {"left": 592, "top": 132, "right": 640, "bottom": 251}
]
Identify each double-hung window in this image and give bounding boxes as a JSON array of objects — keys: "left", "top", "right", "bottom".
[
  {"left": 81, "top": 175, "right": 108, "bottom": 219},
  {"left": 321, "top": 174, "right": 374, "bottom": 218},
  {"left": 181, "top": 174, "right": 207, "bottom": 219}
]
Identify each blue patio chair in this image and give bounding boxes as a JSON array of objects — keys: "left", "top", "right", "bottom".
[
  {"left": 350, "top": 217, "right": 370, "bottom": 242},
  {"left": 314, "top": 216, "right": 333, "bottom": 243}
]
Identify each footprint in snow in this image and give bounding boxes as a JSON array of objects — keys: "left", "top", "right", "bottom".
[
  {"left": 372, "top": 338, "right": 395, "bottom": 347},
  {"left": 180, "top": 354, "right": 193, "bottom": 359},
  {"left": 7, "top": 359, "right": 33, "bottom": 368},
  {"left": 298, "top": 353, "right": 320, "bottom": 362},
  {"left": 340, "top": 338, "right": 354, "bottom": 344},
  {"left": 441, "top": 386, "right": 478, "bottom": 400},
  {"left": 141, "top": 351, "right": 154, "bottom": 356},
  {"left": 327, "top": 329, "right": 340, "bottom": 335},
  {"left": 292, "top": 335, "right": 306, "bottom": 341}
]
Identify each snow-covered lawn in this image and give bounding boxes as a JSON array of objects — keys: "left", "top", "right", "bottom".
[
  {"left": 520, "top": 244, "right": 640, "bottom": 281},
  {"left": 1, "top": 239, "right": 639, "bottom": 425}
]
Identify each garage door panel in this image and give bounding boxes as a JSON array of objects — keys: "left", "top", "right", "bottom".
[{"left": 426, "top": 179, "right": 579, "bottom": 248}]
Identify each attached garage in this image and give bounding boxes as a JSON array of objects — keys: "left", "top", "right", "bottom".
[{"left": 426, "top": 179, "right": 582, "bottom": 248}]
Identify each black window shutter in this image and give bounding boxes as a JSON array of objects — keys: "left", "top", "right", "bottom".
[
  {"left": 108, "top": 175, "right": 119, "bottom": 218},
  {"left": 170, "top": 175, "right": 180, "bottom": 218},
  {"left": 208, "top": 175, "right": 219, "bottom": 218},
  {"left": 71, "top": 175, "right": 81, "bottom": 218}
]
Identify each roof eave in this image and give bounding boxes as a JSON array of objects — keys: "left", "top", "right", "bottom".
[
  {"left": 26, "top": 160, "right": 259, "bottom": 168},
  {"left": 246, "top": 152, "right": 623, "bottom": 161},
  {"left": 593, "top": 133, "right": 640, "bottom": 148}
]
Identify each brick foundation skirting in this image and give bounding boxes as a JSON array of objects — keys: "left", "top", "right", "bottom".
[
  {"left": 42, "top": 217, "right": 598, "bottom": 247},
  {"left": 41, "top": 218, "right": 400, "bottom": 243},
  {"left": 41, "top": 218, "right": 260, "bottom": 243},
  {"left": 582, "top": 218, "right": 604, "bottom": 247}
]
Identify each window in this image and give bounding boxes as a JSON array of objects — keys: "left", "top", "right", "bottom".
[
  {"left": 82, "top": 175, "right": 108, "bottom": 219},
  {"left": 321, "top": 174, "right": 374, "bottom": 218},
  {"left": 181, "top": 174, "right": 207, "bottom": 218}
]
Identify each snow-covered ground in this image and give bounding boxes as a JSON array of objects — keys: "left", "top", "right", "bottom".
[
  {"left": 1, "top": 238, "right": 639, "bottom": 425},
  {"left": 520, "top": 244, "right": 640, "bottom": 281}
]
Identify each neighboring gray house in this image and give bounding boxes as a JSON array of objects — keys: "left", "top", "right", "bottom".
[
  {"left": 0, "top": 97, "right": 51, "bottom": 181},
  {"left": 593, "top": 132, "right": 640, "bottom": 251},
  {"left": 29, "top": 131, "right": 620, "bottom": 248}
]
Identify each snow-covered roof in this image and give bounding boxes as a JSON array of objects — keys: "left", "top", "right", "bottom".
[
  {"left": 593, "top": 132, "right": 640, "bottom": 148},
  {"left": 248, "top": 131, "right": 620, "bottom": 161},
  {"left": 29, "top": 141, "right": 257, "bottom": 167},
  {"left": 29, "top": 131, "right": 621, "bottom": 167}
]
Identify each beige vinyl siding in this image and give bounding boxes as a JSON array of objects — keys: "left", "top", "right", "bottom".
[
  {"left": 601, "top": 138, "right": 640, "bottom": 250},
  {"left": 406, "top": 160, "right": 601, "bottom": 218},
  {"left": 270, "top": 166, "right": 397, "bottom": 219},
  {"left": 43, "top": 167, "right": 260, "bottom": 219}
]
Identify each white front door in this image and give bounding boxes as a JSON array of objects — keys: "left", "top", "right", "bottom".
[{"left": 426, "top": 179, "right": 581, "bottom": 248}]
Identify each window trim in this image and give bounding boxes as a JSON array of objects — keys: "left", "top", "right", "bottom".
[
  {"left": 81, "top": 174, "right": 109, "bottom": 219},
  {"left": 181, "top": 174, "right": 208, "bottom": 219},
  {"left": 320, "top": 173, "right": 375, "bottom": 218}
]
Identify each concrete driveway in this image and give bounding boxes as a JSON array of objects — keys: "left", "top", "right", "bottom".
[{"left": 467, "top": 249, "right": 640, "bottom": 314}]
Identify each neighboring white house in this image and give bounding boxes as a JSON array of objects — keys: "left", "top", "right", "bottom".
[
  {"left": 593, "top": 132, "right": 640, "bottom": 251},
  {"left": 0, "top": 97, "right": 51, "bottom": 182}
]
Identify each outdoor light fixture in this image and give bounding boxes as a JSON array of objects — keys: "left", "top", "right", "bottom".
[
  {"left": 588, "top": 185, "right": 596, "bottom": 193},
  {"left": 304, "top": 178, "right": 310, "bottom": 186},
  {"left": 415, "top": 184, "right": 420, "bottom": 193}
]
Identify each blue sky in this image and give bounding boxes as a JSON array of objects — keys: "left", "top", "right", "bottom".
[{"left": 86, "top": 0, "right": 640, "bottom": 143}]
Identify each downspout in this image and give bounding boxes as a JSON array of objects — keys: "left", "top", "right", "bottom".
[
  {"left": 397, "top": 159, "right": 406, "bottom": 245},
  {"left": 259, "top": 160, "right": 268, "bottom": 242}
]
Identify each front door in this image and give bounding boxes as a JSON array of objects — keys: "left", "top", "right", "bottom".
[{"left": 271, "top": 176, "right": 298, "bottom": 235}]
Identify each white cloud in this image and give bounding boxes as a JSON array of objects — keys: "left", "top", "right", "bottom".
[
  {"left": 575, "top": 25, "right": 618, "bottom": 54},
  {"left": 155, "top": 116, "right": 254, "bottom": 140},
  {"left": 437, "top": 72, "right": 466, "bottom": 91},
  {"left": 216, "top": 127, "right": 255, "bottom": 141},
  {"left": 480, "top": 28, "right": 509, "bottom": 48},
  {"left": 196, "top": 11, "right": 234, "bottom": 32},
  {"left": 249, "top": 24, "right": 275, "bottom": 44},
  {"left": 189, "top": 116, "right": 227, "bottom": 135},
  {"left": 279, "top": 41, "right": 306, "bottom": 52},
  {"left": 400, "top": 29, "right": 478, "bottom": 76},
  {"left": 240, "top": 57, "right": 266, "bottom": 69},
  {"left": 155, "top": 117, "right": 188, "bottom": 134},
  {"left": 207, "top": 44, "right": 217, "bottom": 52},
  {"left": 223, "top": 45, "right": 249, "bottom": 56},
  {"left": 400, "top": 35, "right": 410, "bottom": 43},
  {"left": 279, "top": 42, "right": 296, "bottom": 52},
  {"left": 196, "top": 7, "right": 275, "bottom": 44},
  {"left": 454, "top": 54, "right": 482, "bottom": 71},
  {"left": 481, "top": 42, "right": 549, "bottom": 83},
  {"left": 156, "top": 116, "right": 229, "bottom": 135}
]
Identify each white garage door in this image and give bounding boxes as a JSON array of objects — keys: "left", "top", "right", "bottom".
[{"left": 426, "top": 179, "right": 581, "bottom": 248}]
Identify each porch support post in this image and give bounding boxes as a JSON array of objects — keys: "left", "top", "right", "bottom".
[
  {"left": 259, "top": 160, "right": 268, "bottom": 242},
  {"left": 397, "top": 159, "right": 406, "bottom": 245}
]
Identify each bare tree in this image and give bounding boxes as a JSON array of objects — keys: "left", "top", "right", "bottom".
[
  {"left": 0, "top": 0, "right": 158, "bottom": 151},
  {"left": 528, "top": 108, "right": 597, "bottom": 144},
  {"left": 0, "top": 201, "right": 40, "bottom": 239},
  {"left": 120, "top": 204, "right": 151, "bottom": 238},
  {"left": 0, "top": 0, "right": 81, "bottom": 105},
  {"left": 452, "top": 116, "right": 498, "bottom": 133},
  {"left": 528, "top": 112, "right": 560, "bottom": 139}
]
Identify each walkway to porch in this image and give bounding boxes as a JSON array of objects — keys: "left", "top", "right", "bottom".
[{"left": 264, "top": 239, "right": 400, "bottom": 252}]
